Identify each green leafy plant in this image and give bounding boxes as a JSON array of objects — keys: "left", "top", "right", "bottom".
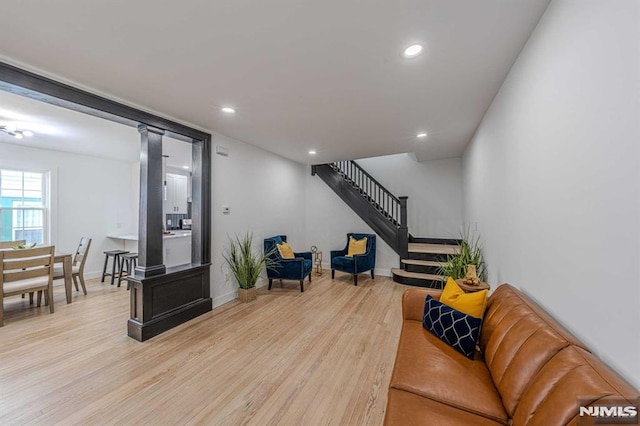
[
  {"left": 439, "top": 229, "right": 487, "bottom": 282},
  {"left": 222, "top": 233, "right": 278, "bottom": 289}
]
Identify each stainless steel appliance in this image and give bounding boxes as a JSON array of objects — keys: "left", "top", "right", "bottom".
[{"left": 180, "top": 219, "right": 192, "bottom": 230}]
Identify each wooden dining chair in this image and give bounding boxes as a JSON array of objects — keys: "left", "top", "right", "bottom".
[
  {"left": 53, "top": 237, "right": 92, "bottom": 295},
  {"left": 0, "top": 240, "right": 26, "bottom": 249},
  {"left": 1, "top": 241, "right": 37, "bottom": 302},
  {"left": 0, "top": 245, "right": 55, "bottom": 327}
]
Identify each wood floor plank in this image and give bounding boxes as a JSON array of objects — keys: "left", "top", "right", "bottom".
[{"left": 0, "top": 272, "right": 409, "bottom": 425}]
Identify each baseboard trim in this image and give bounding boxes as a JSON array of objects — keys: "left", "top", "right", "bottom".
[
  {"left": 320, "top": 262, "right": 391, "bottom": 278},
  {"left": 211, "top": 279, "right": 269, "bottom": 308}
]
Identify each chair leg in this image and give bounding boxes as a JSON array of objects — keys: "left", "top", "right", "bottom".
[
  {"left": 371, "top": 269, "right": 375, "bottom": 279},
  {"left": 73, "top": 275, "right": 80, "bottom": 291},
  {"left": 78, "top": 274, "right": 88, "bottom": 295},
  {"left": 29, "top": 292, "right": 34, "bottom": 305},
  {"left": 117, "top": 257, "right": 125, "bottom": 287},
  {"left": 101, "top": 253, "right": 109, "bottom": 282},
  {"left": 37, "top": 290, "right": 42, "bottom": 307},
  {"left": 354, "top": 274, "right": 358, "bottom": 286},
  {"left": 110, "top": 254, "right": 119, "bottom": 285},
  {"left": 300, "top": 280, "right": 304, "bottom": 292},
  {"left": 268, "top": 279, "right": 273, "bottom": 290},
  {"left": 331, "top": 269, "right": 335, "bottom": 279},
  {"left": 48, "top": 284, "right": 54, "bottom": 313}
]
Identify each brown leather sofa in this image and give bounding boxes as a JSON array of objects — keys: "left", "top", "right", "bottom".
[{"left": 384, "top": 284, "right": 638, "bottom": 425}]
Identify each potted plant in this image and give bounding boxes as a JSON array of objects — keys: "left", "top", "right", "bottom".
[
  {"left": 222, "top": 232, "right": 277, "bottom": 302},
  {"left": 439, "top": 229, "right": 488, "bottom": 282}
]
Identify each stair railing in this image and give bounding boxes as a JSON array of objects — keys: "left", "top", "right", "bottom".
[{"left": 329, "top": 161, "right": 404, "bottom": 226}]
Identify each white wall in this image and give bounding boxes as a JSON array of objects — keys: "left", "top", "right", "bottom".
[
  {"left": 356, "top": 154, "right": 464, "bottom": 238},
  {"left": 463, "top": 0, "right": 640, "bottom": 386},
  {"left": 305, "top": 169, "right": 399, "bottom": 276},
  {"left": 0, "top": 141, "right": 137, "bottom": 278},
  {"left": 210, "top": 133, "right": 307, "bottom": 306}
]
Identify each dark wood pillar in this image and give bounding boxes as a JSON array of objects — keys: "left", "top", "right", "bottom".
[
  {"left": 135, "top": 124, "right": 166, "bottom": 278},
  {"left": 398, "top": 196, "right": 409, "bottom": 262},
  {"left": 191, "top": 137, "right": 211, "bottom": 265}
]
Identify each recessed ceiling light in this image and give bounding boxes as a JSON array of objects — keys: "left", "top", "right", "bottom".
[
  {"left": 23, "top": 130, "right": 34, "bottom": 137},
  {"left": 183, "top": 165, "right": 190, "bottom": 170},
  {"left": 416, "top": 132, "right": 428, "bottom": 138},
  {"left": 221, "top": 107, "right": 236, "bottom": 114},
  {"left": 308, "top": 150, "right": 317, "bottom": 155},
  {"left": 403, "top": 44, "right": 424, "bottom": 58}
]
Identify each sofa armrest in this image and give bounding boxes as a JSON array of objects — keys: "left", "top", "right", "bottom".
[{"left": 402, "top": 288, "right": 443, "bottom": 321}]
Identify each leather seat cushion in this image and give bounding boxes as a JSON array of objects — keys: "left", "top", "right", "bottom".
[
  {"left": 331, "top": 256, "right": 354, "bottom": 268},
  {"left": 385, "top": 388, "right": 505, "bottom": 426},
  {"left": 389, "top": 321, "right": 508, "bottom": 424}
]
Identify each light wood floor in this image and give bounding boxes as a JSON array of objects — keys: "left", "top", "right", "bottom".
[{"left": 0, "top": 271, "right": 409, "bottom": 425}]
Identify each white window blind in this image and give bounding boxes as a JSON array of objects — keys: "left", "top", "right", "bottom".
[{"left": 0, "top": 169, "right": 48, "bottom": 244}]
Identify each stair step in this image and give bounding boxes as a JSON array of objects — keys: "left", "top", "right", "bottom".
[
  {"left": 401, "top": 259, "right": 444, "bottom": 267},
  {"left": 391, "top": 269, "right": 446, "bottom": 281},
  {"left": 408, "top": 243, "right": 460, "bottom": 255},
  {"left": 410, "top": 236, "right": 462, "bottom": 245}
]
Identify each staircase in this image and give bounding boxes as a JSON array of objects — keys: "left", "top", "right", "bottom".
[
  {"left": 390, "top": 238, "right": 461, "bottom": 288},
  {"left": 312, "top": 161, "right": 460, "bottom": 288}
]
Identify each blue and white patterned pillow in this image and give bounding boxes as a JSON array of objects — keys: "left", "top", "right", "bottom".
[{"left": 423, "top": 295, "right": 482, "bottom": 359}]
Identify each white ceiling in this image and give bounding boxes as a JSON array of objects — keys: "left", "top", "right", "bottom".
[
  {"left": 0, "top": 90, "right": 192, "bottom": 168},
  {"left": 0, "top": 0, "right": 551, "bottom": 164}
]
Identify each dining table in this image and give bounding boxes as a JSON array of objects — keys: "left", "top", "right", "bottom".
[{"left": 55, "top": 253, "right": 74, "bottom": 304}]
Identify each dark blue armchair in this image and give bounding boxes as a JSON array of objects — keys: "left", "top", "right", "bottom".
[
  {"left": 331, "top": 233, "right": 376, "bottom": 286},
  {"left": 264, "top": 235, "right": 313, "bottom": 292}
]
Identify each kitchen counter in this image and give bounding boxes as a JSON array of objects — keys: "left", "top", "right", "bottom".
[
  {"left": 108, "top": 231, "right": 192, "bottom": 241},
  {"left": 108, "top": 231, "right": 192, "bottom": 267}
]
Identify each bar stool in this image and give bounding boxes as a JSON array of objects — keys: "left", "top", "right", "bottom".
[
  {"left": 101, "top": 250, "right": 129, "bottom": 285},
  {"left": 118, "top": 252, "right": 139, "bottom": 289}
]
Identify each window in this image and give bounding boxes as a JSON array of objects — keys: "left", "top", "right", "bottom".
[{"left": 0, "top": 169, "right": 48, "bottom": 244}]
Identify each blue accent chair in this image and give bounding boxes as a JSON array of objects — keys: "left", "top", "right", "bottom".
[
  {"left": 330, "top": 233, "right": 376, "bottom": 286},
  {"left": 264, "top": 235, "right": 313, "bottom": 292}
]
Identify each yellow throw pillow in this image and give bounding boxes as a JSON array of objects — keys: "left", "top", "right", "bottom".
[
  {"left": 277, "top": 241, "right": 295, "bottom": 259},
  {"left": 346, "top": 236, "right": 367, "bottom": 257},
  {"left": 439, "top": 277, "right": 488, "bottom": 318}
]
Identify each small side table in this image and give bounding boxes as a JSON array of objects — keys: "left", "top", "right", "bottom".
[
  {"left": 455, "top": 279, "right": 490, "bottom": 293},
  {"left": 313, "top": 250, "right": 323, "bottom": 275}
]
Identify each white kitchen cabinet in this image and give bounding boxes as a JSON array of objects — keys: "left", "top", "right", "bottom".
[
  {"left": 164, "top": 232, "right": 192, "bottom": 267},
  {"left": 164, "top": 173, "right": 189, "bottom": 214}
]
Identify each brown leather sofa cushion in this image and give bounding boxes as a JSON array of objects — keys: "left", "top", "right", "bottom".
[
  {"left": 402, "top": 288, "right": 442, "bottom": 321},
  {"left": 389, "top": 320, "right": 508, "bottom": 424},
  {"left": 480, "top": 284, "right": 586, "bottom": 416},
  {"left": 385, "top": 388, "right": 504, "bottom": 426},
  {"left": 512, "top": 346, "right": 639, "bottom": 425}
]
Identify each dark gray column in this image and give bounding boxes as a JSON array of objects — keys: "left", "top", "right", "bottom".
[
  {"left": 191, "top": 137, "right": 211, "bottom": 265},
  {"left": 135, "top": 124, "right": 166, "bottom": 277}
]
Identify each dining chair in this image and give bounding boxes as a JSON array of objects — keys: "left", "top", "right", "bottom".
[
  {"left": 1, "top": 245, "right": 55, "bottom": 327},
  {"left": 54, "top": 237, "right": 92, "bottom": 295},
  {"left": 1, "top": 241, "right": 36, "bottom": 302},
  {"left": 0, "top": 240, "right": 26, "bottom": 249}
]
